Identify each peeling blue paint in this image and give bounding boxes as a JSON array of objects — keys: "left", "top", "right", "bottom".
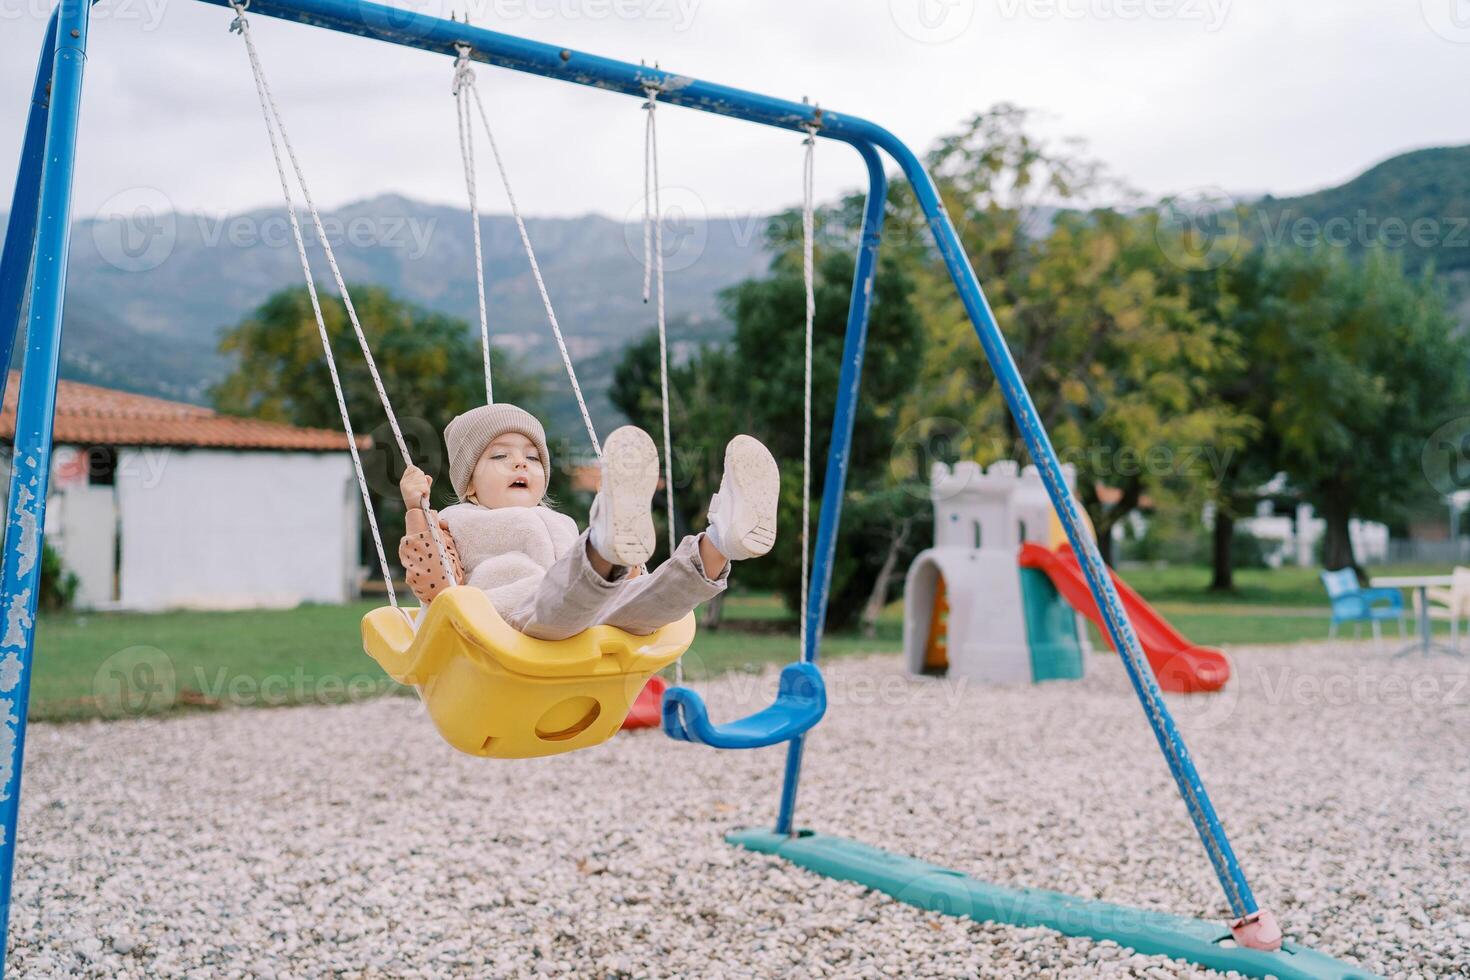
[
  {"left": 0, "top": 592, "right": 30, "bottom": 653},
  {"left": 11, "top": 484, "right": 38, "bottom": 580}
]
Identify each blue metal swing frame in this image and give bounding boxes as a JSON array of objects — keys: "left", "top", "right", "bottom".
[{"left": 0, "top": 3, "right": 1367, "bottom": 976}]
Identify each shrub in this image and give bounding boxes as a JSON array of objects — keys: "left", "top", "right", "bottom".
[{"left": 39, "top": 541, "right": 79, "bottom": 612}]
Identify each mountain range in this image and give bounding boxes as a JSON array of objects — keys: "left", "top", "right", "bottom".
[
  {"left": 1256, "top": 144, "right": 1470, "bottom": 318},
  {"left": 1, "top": 142, "right": 1465, "bottom": 432},
  {"left": 1, "top": 193, "right": 773, "bottom": 432}
]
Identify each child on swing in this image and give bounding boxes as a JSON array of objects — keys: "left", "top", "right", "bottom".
[{"left": 398, "top": 403, "right": 779, "bottom": 640}]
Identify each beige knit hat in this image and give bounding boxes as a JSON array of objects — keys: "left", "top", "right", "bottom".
[{"left": 444, "top": 403, "right": 551, "bottom": 502}]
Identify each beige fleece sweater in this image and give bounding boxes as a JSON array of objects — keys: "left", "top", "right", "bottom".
[{"left": 400, "top": 502, "right": 580, "bottom": 610}]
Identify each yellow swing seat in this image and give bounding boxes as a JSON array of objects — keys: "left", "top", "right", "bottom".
[{"left": 362, "top": 586, "right": 694, "bottom": 759}]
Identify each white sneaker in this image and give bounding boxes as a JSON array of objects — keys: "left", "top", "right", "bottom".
[
  {"left": 588, "top": 425, "right": 660, "bottom": 567},
  {"left": 705, "top": 434, "right": 779, "bottom": 561}
]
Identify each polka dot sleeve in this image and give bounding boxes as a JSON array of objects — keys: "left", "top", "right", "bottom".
[{"left": 399, "top": 521, "right": 465, "bottom": 605}]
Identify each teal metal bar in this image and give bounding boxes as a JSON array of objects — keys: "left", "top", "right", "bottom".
[
  {"left": 729, "top": 829, "right": 1375, "bottom": 980},
  {"left": 0, "top": 0, "right": 92, "bottom": 965}
]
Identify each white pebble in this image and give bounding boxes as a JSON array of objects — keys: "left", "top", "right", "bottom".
[{"left": 5, "top": 644, "right": 1463, "bottom": 978}]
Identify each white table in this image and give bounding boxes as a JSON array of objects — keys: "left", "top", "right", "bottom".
[{"left": 1368, "top": 575, "right": 1462, "bottom": 658}]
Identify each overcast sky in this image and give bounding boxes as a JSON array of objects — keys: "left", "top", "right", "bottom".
[{"left": 1, "top": 0, "right": 1466, "bottom": 227}]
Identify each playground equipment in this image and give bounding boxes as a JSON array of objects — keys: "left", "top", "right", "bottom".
[
  {"left": 663, "top": 662, "right": 828, "bottom": 749},
  {"left": 620, "top": 676, "right": 668, "bottom": 731},
  {"left": 904, "top": 460, "right": 1088, "bottom": 685},
  {"left": 1021, "top": 542, "right": 1231, "bottom": 693},
  {"left": 657, "top": 105, "right": 827, "bottom": 751},
  {"left": 0, "top": 1, "right": 1370, "bottom": 975},
  {"left": 905, "top": 459, "right": 1230, "bottom": 694},
  {"left": 363, "top": 589, "right": 691, "bottom": 758},
  {"left": 227, "top": 0, "right": 818, "bottom": 760}
]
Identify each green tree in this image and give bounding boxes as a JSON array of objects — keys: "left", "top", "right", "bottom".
[
  {"left": 895, "top": 108, "right": 1249, "bottom": 564},
  {"left": 212, "top": 285, "right": 543, "bottom": 560},
  {"left": 1215, "top": 248, "right": 1469, "bottom": 573},
  {"left": 1179, "top": 248, "right": 1276, "bottom": 590}
]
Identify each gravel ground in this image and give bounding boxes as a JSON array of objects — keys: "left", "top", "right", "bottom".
[{"left": 8, "top": 640, "right": 1468, "bottom": 978}]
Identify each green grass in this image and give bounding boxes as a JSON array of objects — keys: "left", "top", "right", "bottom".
[
  {"left": 32, "top": 601, "right": 394, "bottom": 722},
  {"left": 29, "top": 562, "right": 1445, "bottom": 723},
  {"left": 29, "top": 592, "right": 902, "bottom": 723},
  {"left": 1116, "top": 561, "right": 1450, "bottom": 608},
  {"left": 1100, "top": 606, "right": 1335, "bottom": 647}
]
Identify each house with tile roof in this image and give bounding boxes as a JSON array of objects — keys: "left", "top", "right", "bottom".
[{"left": 1, "top": 375, "right": 369, "bottom": 611}]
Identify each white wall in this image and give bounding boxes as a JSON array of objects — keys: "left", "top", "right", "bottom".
[
  {"left": 42, "top": 470, "right": 117, "bottom": 608},
  {"left": 112, "top": 448, "right": 360, "bottom": 611}
]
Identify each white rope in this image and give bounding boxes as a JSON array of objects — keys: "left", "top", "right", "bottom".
[
  {"left": 453, "top": 45, "right": 493, "bottom": 403},
  {"left": 643, "top": 86, "right": 677, "bottom": 563},
  {"left": 229, "top": 1, "right": 458, "bottom": 595},
  {"left": 799, "top": 125, "right": 817, "bottom": 662},
  {"left": 457, "top": 58, "right": 601, "bottom": 457},
  {"left": 642, "top": 85, "right": 683, "bottom": 683}
]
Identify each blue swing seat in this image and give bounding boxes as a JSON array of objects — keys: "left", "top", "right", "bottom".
[{"left": 661, "top": 661, "right": 827, "bottom": 749}]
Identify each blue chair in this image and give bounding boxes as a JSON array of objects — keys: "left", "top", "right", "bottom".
[{"left": 1320, "top": 568, "right": 1405, "bottom": 641}]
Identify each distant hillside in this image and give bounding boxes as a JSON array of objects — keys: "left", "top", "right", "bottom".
[
  {"left": 1255, "top": 145, "right": 1470, "bottom": 318},
  {"left": 1, "top": 194, "right": 772, "bottom": 436},
  {"left": 6, "top": 143, "right": 1466, "bottom": 436}
]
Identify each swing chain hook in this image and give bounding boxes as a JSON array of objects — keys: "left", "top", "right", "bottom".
[
  {"left": 452, "top": 43, "right": 476, "bottom": 96},
  {"left": 641, "top": 80, "right": 662, "bottom": 111},
  {"left": 227, "top": 0, "right": 250, "bottom": 34}
]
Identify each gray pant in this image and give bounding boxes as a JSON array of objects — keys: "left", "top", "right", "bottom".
[{"left": 504, "top": 531, "right": 728, "bottom": 641}]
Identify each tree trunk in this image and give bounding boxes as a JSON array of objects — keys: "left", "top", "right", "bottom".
[
  {"left": 1086, "top": 477, "right": 1140, "bottom": 569},
  {"left": 1320, "top": 491, "right": 1358, "bottom": 576},
  {"left": 860, "top": 519, "right": 911, "bottom": 639},
  {"left": 1210, "top": 506, "right": 1235, "bottom": 592}
]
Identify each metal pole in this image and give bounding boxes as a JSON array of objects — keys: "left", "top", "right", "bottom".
[
  {"left": 0, "top": 15, "right": 60, "bottom": 407},
  {"left": 0, "top": 0, "right": 92, "bottom": 966},
  {"left": 776, "top": 142, "right": 888, "bottom": 837}
]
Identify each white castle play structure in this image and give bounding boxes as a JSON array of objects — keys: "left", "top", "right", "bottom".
[
  {"left": 903, "top": 459, "right": 1231, "bottom": 694},
  {"left": 903, "top": 460, "right": 1087, "bottom": 685}
]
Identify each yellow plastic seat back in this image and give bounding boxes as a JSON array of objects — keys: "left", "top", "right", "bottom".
[{"left": 362, "top": 586, "right": 693, "bottom": 759}]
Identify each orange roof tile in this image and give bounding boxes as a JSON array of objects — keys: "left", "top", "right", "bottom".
[{"left": 1, "top": 373, "right": 369, "bottom": 451}]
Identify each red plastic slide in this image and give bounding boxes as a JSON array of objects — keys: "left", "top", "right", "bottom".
[{"left": 1019, "top": 543, "right": 1230, "bottom": 693}]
